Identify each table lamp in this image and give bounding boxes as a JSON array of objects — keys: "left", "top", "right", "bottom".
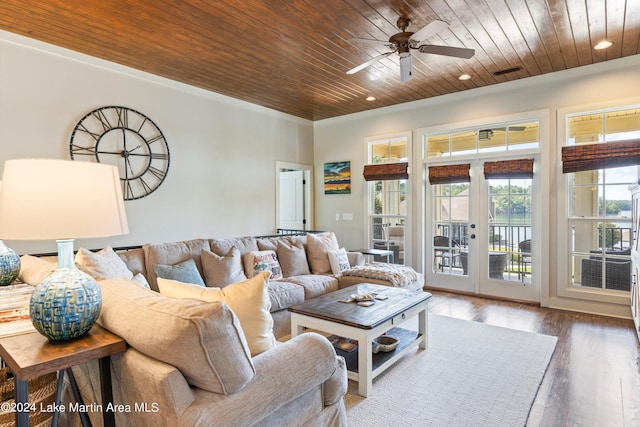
[
  {"left": 0, "top": 159, "right": 129, "bottom": 340},
  {"left": 0, "top": 183, "right": 21, "bottom": 286}
]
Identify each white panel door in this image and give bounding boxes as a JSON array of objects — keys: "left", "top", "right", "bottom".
[{"left": 278, "top": 170, "right": 304, "bottom": 230}]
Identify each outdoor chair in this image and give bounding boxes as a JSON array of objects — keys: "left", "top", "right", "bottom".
[
  {"left": 581, "top": 249, "right": 631, "bottom": 291},
  {"left": 434, "top": 235, "right": 461, "bottom": 271},
  {"left": 518, "top": 239, "right": 532, "bottom": 280}
]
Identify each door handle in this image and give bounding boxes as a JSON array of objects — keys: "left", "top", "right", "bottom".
[{"left": 470, "top": 234, "right": 476, "bottom": 239}]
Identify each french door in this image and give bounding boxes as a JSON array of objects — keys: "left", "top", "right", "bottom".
[{"left": 425, "top": 161, "right": 540, "bottom": 302}]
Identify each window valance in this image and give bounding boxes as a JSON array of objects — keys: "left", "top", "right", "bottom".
[
  {"left": 483, "top": 158, "right": 534, "bottom": 179},
  {"left": 561, "top": 139, "right": 640, "bottom": 173},
  {"left": 428, "top": 164, "right": 470, "bottom": 184},
  {"left": 363, "top": 162, "right": 408, "bottom": 181}
]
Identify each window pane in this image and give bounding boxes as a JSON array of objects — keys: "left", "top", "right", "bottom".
[
  {"left": 604, "top": 108, "right": 640, "bottom": 142},
  {"left": 426, "top": 134, "right": 449, "bottom": 157},
  {"left": 451, "top": 130, "right": 476, "bottom": 155},
  {"left": 368, "top": 135, "right": 408, "bottom": 264},
  {"left": 488, "top": 178, "right": 532, "bottom": 282},
  {"left": 424, "top": 120, "right": 540, "bottom": 158},
  {"left": 508, "top": 122, "right": 539, "bottom": 150},
  {"left": 479, "top": 127, "right": 506, "bottom": 153},
  {"left": 371, "top": 137, "right": 408, "bottom": 162},
  {"left": 432, "top": 183, "right": 468, "bottom": 275},
  {"left": 569, "top": 113, "right": 603, "bottom": 144}
]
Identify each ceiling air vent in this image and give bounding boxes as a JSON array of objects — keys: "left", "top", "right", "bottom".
[{"left": 493, "top": 66, "right": 522, "bottom": 76}]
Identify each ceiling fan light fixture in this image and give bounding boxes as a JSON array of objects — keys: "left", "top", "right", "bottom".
[
  {"left": 399, "top": 53, "right": 412, "bottom": 82},
  {"left": 594, "top": 40, "right": 613, "bottom": 50}
]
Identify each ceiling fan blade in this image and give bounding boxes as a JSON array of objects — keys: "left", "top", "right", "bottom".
[
  {"left": 346, "top": 51, "right": 394, "bottom": 75},
  {"left": 418, "top": 44, "right": 475, "bottom": 59},
  {"left": 410, "top": 20, "right": 449, "bottom": 44},
  {"left": 349, "top": 37, "right": 393, "bottom": 48}
]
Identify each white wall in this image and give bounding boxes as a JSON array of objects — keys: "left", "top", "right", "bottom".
[
  {"left": 0, "top": 31, "right": 314, "bottom": 254},
  {"left": 314, "top": 53, "right": 640, "bottom": 317}
]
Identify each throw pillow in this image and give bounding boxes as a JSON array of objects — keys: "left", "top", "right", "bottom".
[
  {"left": 75, "top": 246, "right": 134, "bottom": 281},
  {"left": 157, "top": 271, "right": 276, "bottom": 356},
  {"left": 18, "top": 255, "right": 56, "bottom": 285},
  {"left": 243, "top": 250, "right": 283, "bottom": 280},
  {"left": 131, "top": 273, "right": 151, "bottom": 289},
  {"left": 306, "top": 232, "right": 339, "bottom": 274},
  {"left": 153, "top": 258, "right": 205, "bottom": 286},
  {"left": 276, "top": 239, "right": 310, "bottom": 277},
  {"left": 143, "top": 239, "right": 210, "bottom": 291},
  {"left": 201, "top": 246, "right": 247, "bottom": 287},
  {"left": 98, "top": 278, "right": 255, "bottom": 394},
  {"left": 328, "top": 247, "right": 351, "bottom": 276}
]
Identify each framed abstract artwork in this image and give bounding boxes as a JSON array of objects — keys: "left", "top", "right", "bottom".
[{"left": 324, "top": 161, "right": 351, "bottom": 194}]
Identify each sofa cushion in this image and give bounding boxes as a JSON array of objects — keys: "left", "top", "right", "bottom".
[
  {"left": 306, "top": 232, "right": 339, "bottom": 274},
  {"left": 327, "top": 248, "right": 350, "bottom": 276},
  {"left": 258, "top": 237, "right": 311, "bottom": 277},
  {"left": 244, "top": 250, "right": 283, "bottom": 280},
  {"left": 75, "top": 246, "right": 134, "bottom": 281},
  {"left": 268, "top": 279, "right": 305, "bottom": 311},
  {"left": 209, "top": 237, "right": 259, "bottom": 256},
  {"left": 98, "top": 278, "right": 255, "bottom": 394},
  {"left": 144, "top": 239, "right": 210, "bottom": 291},
  {"left": 153, "top": 258, "right": 205, "bottom": 286},
  {"left": 277, "top": 240, "right": 311, "bottom": 277},
  {"left": 131, "top": 273, "right": 151, "bottom": 289},
  {"left": 157, "top": 271, "right": 276, "bottom": 356},
  {"left": 281, "top": 274, "right": 339, "bottom": 299},
  {"left": 116, "top": 247, "right": 146, "bottom": 277},
  {"left": 201, "top": 247, "right": 247, "bottom": 287},
  {"left": 18, "top": 255, "right": 56, "bottom": 285}
]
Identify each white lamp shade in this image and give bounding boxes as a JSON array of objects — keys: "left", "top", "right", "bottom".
[{"left": 0, "top": 159, "right": 129, "bottom": 240}]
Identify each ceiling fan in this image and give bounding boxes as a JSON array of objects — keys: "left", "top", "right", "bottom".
[{"left": 346, "top": 18, "right": 475, "bottom": 82}]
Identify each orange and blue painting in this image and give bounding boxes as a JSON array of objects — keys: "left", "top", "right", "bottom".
[{"left": 324, "top": 161, "right": 351, "bottom": 194}]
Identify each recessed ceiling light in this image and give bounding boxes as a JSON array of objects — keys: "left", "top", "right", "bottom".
[
  {"left": 458, "top": 74, "right": 471, "bottom": 81},
  {"left": 594, "top": 40, "right": 613, "bottom": 50},
  {"left": 366, "top": 96, "right": 376, "bottom": 102}
]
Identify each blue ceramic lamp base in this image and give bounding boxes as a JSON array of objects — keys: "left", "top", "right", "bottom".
[
  {"left": 0, "top": 240, "right": 20, "bottom": 286},
  {"left": 29, "top": 239, "right": 102, "bottom": 341}
]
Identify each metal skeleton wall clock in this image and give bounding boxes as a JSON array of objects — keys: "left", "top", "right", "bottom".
[{"left": 69, "top": 106, "right": 170, "bottom": 200}]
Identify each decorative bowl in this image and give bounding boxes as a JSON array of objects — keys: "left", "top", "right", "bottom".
[
  {"left": 351, "top": 293, "right": 375, "bottom": 302},
  {"left": 372, "top": 335, "right": 399, "bottom": 353}
]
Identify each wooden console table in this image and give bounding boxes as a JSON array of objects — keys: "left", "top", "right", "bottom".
[{"left": 0, "top": 325, "right": 126, "bottom": 427}]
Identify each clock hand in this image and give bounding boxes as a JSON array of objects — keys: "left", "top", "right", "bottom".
[{"left": 125, "top": 155, "right": 135, "bottom": 179}]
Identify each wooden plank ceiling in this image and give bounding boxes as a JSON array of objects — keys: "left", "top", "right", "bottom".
[{"left": 1, "top": 0, "right": 639, "bottom": 121}]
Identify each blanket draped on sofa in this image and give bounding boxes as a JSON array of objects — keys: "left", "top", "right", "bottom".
[{"left": 341, "top": 263, "right": 419, "bottom": 287}]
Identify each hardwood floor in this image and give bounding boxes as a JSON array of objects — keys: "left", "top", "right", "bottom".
[{"left": 426, "top": 290, "right": 640, "bottom": 427}]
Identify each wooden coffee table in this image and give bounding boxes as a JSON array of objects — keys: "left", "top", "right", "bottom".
[{"left": 289, "top": 283, "right": 431, "bottom": 397}]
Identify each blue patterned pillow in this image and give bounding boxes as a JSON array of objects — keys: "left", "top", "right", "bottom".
[{"left": 153, "top": 258, "right": 205, "bottom": 287}]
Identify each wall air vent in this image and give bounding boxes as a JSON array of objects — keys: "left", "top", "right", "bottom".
[{"left": 493, "top": 66, "right": 522, "bottom": 76}]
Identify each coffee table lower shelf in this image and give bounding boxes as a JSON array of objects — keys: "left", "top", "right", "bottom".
[{"left": 333, "top": 327, "right": 421, "bottom": 376}]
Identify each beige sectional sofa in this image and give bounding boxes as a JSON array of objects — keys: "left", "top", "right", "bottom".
[
  {"left": 114, "top": 232, "right": 423, "bottom": 339},
  {"left": 21, "top": 231, "right": 424, "bottom": 427}
]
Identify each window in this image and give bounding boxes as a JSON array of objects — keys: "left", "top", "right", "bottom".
[
  {"left": 426, "top": 122, "right": 539, "bottom": 158},
  {"left": 366, "top": 133, "right": 410, "bottom": 264},
  {"left": 565, "top": 107, "right": 640, "bottom": 292}
]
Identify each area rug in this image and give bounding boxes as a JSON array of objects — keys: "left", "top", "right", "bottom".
[{"left": 344, "top": 314, "right": 557, "bottom": 427}]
